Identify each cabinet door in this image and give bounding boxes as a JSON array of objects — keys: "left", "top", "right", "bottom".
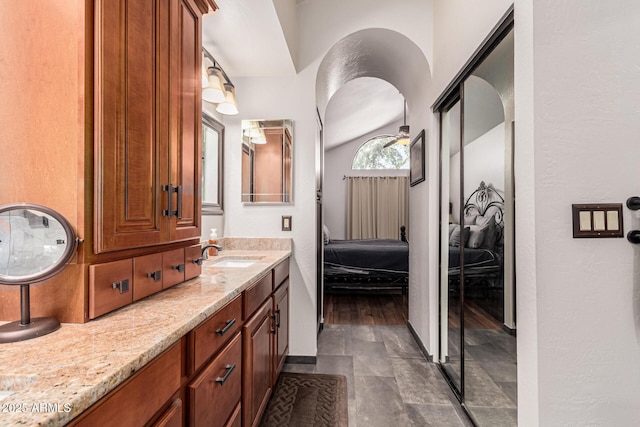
[
  {"left": 273, "top": 279, "right": 289, "bottom": 384},
  {"left": 242, "top": 299, "right": 274, "bottom": 427},
  {"left": 95, "top": 0, "right": 168, "bottom": 253},
  {"left": 169, "top": 0, "right": 202, "bottom": 242}
]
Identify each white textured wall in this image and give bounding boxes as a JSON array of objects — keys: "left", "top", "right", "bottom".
[
  {"left": 516, "top": 0, "right": 640, "bottom": 424},
  {"left": 324, "top": 120, "right": 407, "bottom": 240}
]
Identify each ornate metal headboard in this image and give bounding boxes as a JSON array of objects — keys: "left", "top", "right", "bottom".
[{"left": 463, "top": 181, "right": 505, "bottom": 241}]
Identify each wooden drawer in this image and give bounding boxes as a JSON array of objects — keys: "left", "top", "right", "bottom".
[
  {"left": 188, "top": 333, "right": 242, "bottom": 427},
  {"left": 243, "top": 273, "right": 273, "bottom": 318},
  {"left": 73, "top": 341, "right": 182, "bottom": 427},
  {"left": 184, "top": 243, "right": 203, "bottom": 281},
  {"left": 89, "top": 258, "right": 133, "bottom": 319},
  {"left": 152, "top": 398, "right": 183, "bottom": 427},
  {"left": 163, "top": 248, "right": 185, "bottom": 289},
  {"left": 272, "top": 258, "right": 289, "bottom": 289},
  {"left": 133, "top": 253, "right": 163, "bottom": 301},
  {"left": 190, "top": 295, "right": 243, "bottom": 373}
]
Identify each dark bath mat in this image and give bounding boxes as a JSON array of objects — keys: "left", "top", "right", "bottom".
[{"left": 260, "top": 372, "right": 348, "bottom": 427}]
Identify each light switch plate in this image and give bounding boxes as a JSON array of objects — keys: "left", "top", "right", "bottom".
[
  {"left": 282, "top": 215, "right": 292, "bottom": 231},
  {"left": 572, "top": 203, "right": 623, "bottom": 238}
]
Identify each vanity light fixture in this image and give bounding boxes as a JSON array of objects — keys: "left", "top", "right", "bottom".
[
  {"left": 202, "top": 66, "right": 226, "bottom": 103},
  {"left": 216, "top": 82, "right": 239, "bottom": 115},
  {"left": 202, "top": 47, "right": 239, "bottom": 115}
]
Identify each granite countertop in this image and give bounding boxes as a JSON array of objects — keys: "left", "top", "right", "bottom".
[{"left": 0, "top": 247, "right": 291, "bottom": 427}]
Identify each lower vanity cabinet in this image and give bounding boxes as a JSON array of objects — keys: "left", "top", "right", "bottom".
[
  {"left": 242, "top": 297, "right": 274, "bottom": 427},
  {"left": 188, "top": 333, "right": 242, "bottom": 427},
  {"left": 272, "top": 278, "right": 289, "bottom": 384},
  {"left": 70, "top": 340, "right": 183, "bottom": 427},
  {"left": 242, "top": 259, "right": 290, "bottom": 427}
]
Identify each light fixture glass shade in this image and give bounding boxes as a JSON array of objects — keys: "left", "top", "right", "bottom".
[
  {"left": 216, "top": 83, "right": 239, "bottom": 115},
  {"left": 201, "top": 54, "right": 209, "bottom": 88},
  {"left": 251, "top": 136, "right": 267, "bottom": 145},
  {"left": 397, "top": 124, "right": 410, "bottom": 145},
  {"left": 203, "top": 67, "right": 226, "bottom": 103}
]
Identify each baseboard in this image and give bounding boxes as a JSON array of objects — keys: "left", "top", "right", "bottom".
[
  {"left": 502, "top": 324, "right": 517, "bottom": 337},
  {"left": 407, "top": 321, "right": 433, "bottom": 362},
  {"left": 285, "top": 355, "right": 317, "bottom": 365}
]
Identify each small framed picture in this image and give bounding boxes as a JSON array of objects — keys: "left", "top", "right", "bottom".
[{"left": 410, "top": 129, "right": 425, "bottom": 187}]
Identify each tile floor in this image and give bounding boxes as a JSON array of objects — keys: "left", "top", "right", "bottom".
[{"left": 282, "top": 324, "right": 474, "bottom": 427}]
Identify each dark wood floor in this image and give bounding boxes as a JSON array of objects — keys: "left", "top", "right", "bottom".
[
  {"left": 323, "top": 292, "right": 408, "bottom": 325},
  {"left": 448, "top": 296, "right": 502, "bottom": 330}
]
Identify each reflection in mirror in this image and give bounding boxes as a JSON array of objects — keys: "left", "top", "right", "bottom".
[
  {"left": 439, "top": 100, "right": 462, "bottom": 395},
  {"left": 0, "top": 203, "right": 77, "bottom": 343},
  {"left": 241, "top": 119, "right": 293, "bottom": 203},
  {"left": 462, "top": 29, "right": 516, "bottom": 426},
  {"left": 202, "top": 114, "right": 224, "bottom": 214}
]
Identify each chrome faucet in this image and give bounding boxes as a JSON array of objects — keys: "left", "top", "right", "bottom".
[{"left": 193, "top": 244, "right": 223, "bottom": 265}]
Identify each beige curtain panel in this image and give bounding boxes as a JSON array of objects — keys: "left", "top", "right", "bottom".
[{"left": 346, "top": 176, "right": 409, "bottom": 240}]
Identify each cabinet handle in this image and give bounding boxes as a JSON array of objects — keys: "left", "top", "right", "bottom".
[
  {"left": 270, "top": 314, "right": 277, "bottom": 334},
  {"left": 146, "top": 270, "right": 162, "bottom": 282},
  {"left": 275, "top": 309, "right": 281, "bottom": 328},
  {"left": 193, "top": 258, "right": 204, "bottom": 266},
  {"left": 176, "top": 185, "right": 183, "bottom": 219},
  {"left": 215, "top": 364, "right": 236, "bottom": 386},
  {"left": 172, "top": 264, "right": 185, "bottom": 273},
  {"left": 215, "top": 319, "right": 236, "bottom": 336},
  {"left": 162, "top": 184, "right": 179, "bottom": 218},
  {"left": 111, "top": 279, "right": 130, "bottom": 294}
]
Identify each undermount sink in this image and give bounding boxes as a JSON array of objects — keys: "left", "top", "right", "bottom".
[{"left": 212, "top": 259, "right": 257, "bottom": 268}]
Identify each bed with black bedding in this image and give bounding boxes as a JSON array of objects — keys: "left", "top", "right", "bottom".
[
  {"left": 448, "top": 182, "right": 504, "bottom": 290},
  {"left": 323, "top": 227, "right": 408, "bottom": 292}
]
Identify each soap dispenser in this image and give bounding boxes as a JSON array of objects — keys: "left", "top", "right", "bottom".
[{"left": 208, "top": 229, "right": 218, "bottom": 256}]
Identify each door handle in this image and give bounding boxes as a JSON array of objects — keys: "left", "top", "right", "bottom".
[
  {"left": 627, "top": 230, "right": 640, "bottom": 244},
  {"left": 176, "top": 185, "right": 183, "bottom": 219},
  {"left": 627, "top": 197, "right": 640, "bottom": 211},
  {"left": 162, "top": 184, "right": 179, "bottom": 218}
]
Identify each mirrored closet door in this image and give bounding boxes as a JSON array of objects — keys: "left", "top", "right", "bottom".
[{"left": 436, "top": 12, "right": 516, "bottom": 426}]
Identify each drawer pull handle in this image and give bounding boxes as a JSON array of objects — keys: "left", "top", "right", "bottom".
[
  {"left": 270, "top": 314, "right": 277, "bottom": 334},
  {"left": 216, "top": 319, "right": 236, "bottom": 336},
  {"left": 112, "top": 279, "right": 130, "bottom": 294},
  {"left": 147, "top": 270, "right": 162, "bottom": 282},
  {"left": 193, "top": 258, "right": 204, "bottom": 266},
  {"left": 275, "top": 309, "right": 281, "bottom": 328},
  {"left": 215, "top": 364, "right": 236, "bottom": 386},
  {"left": 172, "top": 263, "right": 185, "bottom": 273}
]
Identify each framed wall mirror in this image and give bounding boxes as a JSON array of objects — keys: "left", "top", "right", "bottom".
[
  {"left": 241, "top": 119, "right": 293, "bottom": 204},
  {"left": 202, "top": 114, "right": 224, "bottom": 214}
]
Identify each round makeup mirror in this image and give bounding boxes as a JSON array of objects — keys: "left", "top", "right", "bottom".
[{"left": 0, "top": 203, "right": 77, "bottom": 343}]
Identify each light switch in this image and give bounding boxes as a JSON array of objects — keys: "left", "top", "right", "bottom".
[
  {"left": 572, "top": 203, "right": 623, "bottom": 238},
  {"left": 579, "top": 211, "right": 591, "bottom": 231},
  {"left": 282, "top": 215, "right": 292, "bottom": 231}
]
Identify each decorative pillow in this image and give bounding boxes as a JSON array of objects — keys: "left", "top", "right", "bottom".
[
  {"left": 466, "top": 226, "right": 485, "bottom": 248},
  {"left": 449, "top": 224, "right": 457, "bottom": 239},
  {"left": 474, "top": 215, "right": 497, "bottom": 250},
  {"left": 463, "top": 214, "right": 477, "bottom": 225},
  {"left": 322, "top": 225, "right": 330, "bottom": 245},
  {"left": 450, "top": 225, "right": 470, "bottom": 247}
]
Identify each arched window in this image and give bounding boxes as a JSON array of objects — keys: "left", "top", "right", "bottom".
[{"left": 351, "top": 135, "right": 410, "bottom": 169}]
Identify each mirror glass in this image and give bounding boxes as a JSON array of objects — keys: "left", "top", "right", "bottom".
[
  {"left": 462, "top": 29, "right": 516, "bottom": 425},
  {"left": 439, "top": 100, "right": 463, "bottom": 394},
  {"left": 0, "top": 204, "right": 76, "bottom": 284},
  {"left": 241, "top": 119, "right": 293, "bottom": 203},
  {"left": 202, "top": 114, "right": 224, "bottom": 214}
]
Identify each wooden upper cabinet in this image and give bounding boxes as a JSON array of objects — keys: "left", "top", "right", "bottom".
[
  {"left": 95, "top": 0, "right": 201, "bottom": 253},
  {"left": 170, "top": 0, "right": 202, "bottom": 242}
]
